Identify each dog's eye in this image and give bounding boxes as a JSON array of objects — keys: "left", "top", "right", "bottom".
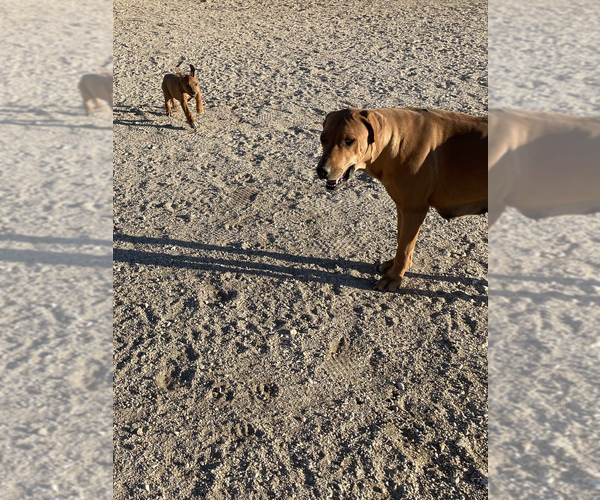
[{"left": 344, "top": 138, "right": 355, "bottom": 146}]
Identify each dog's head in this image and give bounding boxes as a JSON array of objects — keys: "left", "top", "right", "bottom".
[
  {"left": 316, "top": 108, "right": 385, "bottom": 191},
  {"left": 176, "top": 64, "right": 200, "bottom": 98}
]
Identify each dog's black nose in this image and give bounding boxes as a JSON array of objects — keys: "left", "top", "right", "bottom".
[{"left": 316, "top": 163, "right": 329, "bottom": 179}]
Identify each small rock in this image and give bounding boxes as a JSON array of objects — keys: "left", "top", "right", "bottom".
[{"left": 455, "top": 437, "right": 468, "bottom": 448}]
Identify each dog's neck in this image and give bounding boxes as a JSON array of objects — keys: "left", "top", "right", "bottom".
[{"left": 363, "top": 129, "right": 394, "bottom": 180}]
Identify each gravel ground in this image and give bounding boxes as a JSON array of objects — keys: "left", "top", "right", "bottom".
[{"left": 113, "top": 1, "right": 488, "bottom": 498}]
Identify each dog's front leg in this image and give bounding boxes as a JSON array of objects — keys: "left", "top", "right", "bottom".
[
  {"left": 196, "top": 93, "right": 204, "bottom": 114},
  {"left": 376, "top": 208, "right": 427, "bottom": 292},
  {"left": 181, "top": 95, "right": 197, "bottom": 130}
]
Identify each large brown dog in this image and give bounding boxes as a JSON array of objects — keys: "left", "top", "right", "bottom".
[
  {"left": 489, "top": 109, "right": 600, "bottom": 228},
  {"left": 317, "top": 107, "right": 488, "bottom": 291},
  {"left": 78, "top": 70, "right": 113, "bottom": 115},
  {"left": 161, "top": 64, "right": 204, "bottom": 130}
]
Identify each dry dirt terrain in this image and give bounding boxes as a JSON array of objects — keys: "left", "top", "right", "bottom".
[
  {"left": 489, "top": 0, "right": 600, "bottom": 498},
  {"left": 0, "top": 0, "right": 113, "bottom": 498},
  {"left": 113, "top": 1, "right": 488, "bottom": 498}
]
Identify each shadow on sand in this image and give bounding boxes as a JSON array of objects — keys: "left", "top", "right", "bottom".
[{"left": 114, "top": 233, "right": 487, "bottom": 303}]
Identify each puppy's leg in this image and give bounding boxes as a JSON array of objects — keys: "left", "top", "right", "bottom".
[
  {"left": 376, "top": 208, "right": 427, "bottom": 292},
  {"left": 171, "top": 98, "right": 178, "bottom": 109},
  {"left": 196, "top": 93, "right": 204, "bottom": 114},
  {"left": 181, "top": 95, "right": 197, "bottom": 130},
  {"left": 83, "top": 99, "right": 94, "bottom": 115},
  {"left": 162, "top": 84, "right": 173, "bottom": 116},
  {"left": 80, "top": 87, "right": 94, "bottom": 115}
]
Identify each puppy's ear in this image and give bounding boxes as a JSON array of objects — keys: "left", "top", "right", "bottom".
[
  {"left": 189, "top": 64, "right": 196, "bottom": 77},
  {"left": 322, "top": 111, "right": 334, "bottom": 128},
  {"left": 359, "top": 110, "right": 385, "bottom": 149}
]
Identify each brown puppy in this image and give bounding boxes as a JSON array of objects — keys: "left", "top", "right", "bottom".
[
  {"left": 78, "top": 70, "right": 113, "bottom": 115},
  {"left": 317, "top": 107, "right": 488, "bottom": 291},
  {"left": 489, "top": 109, "right": 600, "bottom": 228},
  {"left": 161, "top": 64, "right": 204, "bottom": 130}
]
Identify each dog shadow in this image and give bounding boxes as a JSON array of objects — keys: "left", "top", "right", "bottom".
[
  {"left": 113, "top": 233, "right": 487, "bottom": 303},
  {"left": 113, "top": 104, "right": 186, "bottom": 130},
  {"left": 0, "top": 104, "right": 112, "bottom": 130},
  {"left": 489, "top": 273, "right": 600, "bottom": 305},
  {"left": 0, "top": 233, "right": 112, "bottom": 268}
]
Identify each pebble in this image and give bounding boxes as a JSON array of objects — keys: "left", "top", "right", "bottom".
[{"left": 455, "top": 437, "right": 468, "bottom": 448}]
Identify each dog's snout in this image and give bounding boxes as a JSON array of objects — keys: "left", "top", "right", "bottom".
[{"left": 316, "top": 162, "right": 330, "bottom": 179}]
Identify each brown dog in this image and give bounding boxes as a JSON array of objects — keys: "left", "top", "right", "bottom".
[
  {"left": 317, "top": 107, "right": 488, "bottom": 291},
  {"left": 489, "top": 109, "right": 600, "bottom": 228},
  {"left": 78, "top": 70, "right": 113, "bottom": 115},
  {"left": 161, "top": 64, "right": 204, "bottom": 130}
]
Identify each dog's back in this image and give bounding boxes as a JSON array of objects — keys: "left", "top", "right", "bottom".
[
  {"left": 161, "top": 73, "right": 179, "bottom": 93},
  {"left": 385, "top": 108, "right": 488, "bottom": 219},
  {"left": 78, "top": 73, "right": 113, "bottom": 105},
  {"left": 489, "top": 109, "right": 600, "bottom": 222}
]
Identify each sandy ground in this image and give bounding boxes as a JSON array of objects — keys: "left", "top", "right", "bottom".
[
  {"left": 0, "top": 0, "right": 113, "bottom": 498},
  {"left": 113, "top": 0, "right": 488, "bottom": 498},
  {"left": 489, "top": 0, "right": 600, "bottom": 498}
]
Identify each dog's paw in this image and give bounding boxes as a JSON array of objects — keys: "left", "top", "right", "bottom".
[
  {"left": 374, "top": 275, "right": 403, "bottom": 292},
  {"left": 376, "top": 259, "right": 394, "bottom": 274},
  {"left": 190, "top": 122, "right": 198, "bottom": 130}
]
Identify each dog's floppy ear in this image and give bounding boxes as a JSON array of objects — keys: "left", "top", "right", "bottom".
[
  {"left": 189, "top": 64, "right": 196, "bottom": 77},
  {"left": 322, "top": 111, "right": 334, "bottom": 128},
  {"left": 359, "top": 110, "right": 385, "bottom": 149}
]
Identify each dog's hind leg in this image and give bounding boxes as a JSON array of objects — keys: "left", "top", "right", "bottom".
[
  {"left": 79, "top": 86, "right": 94, "bottom": 115},
  {"left": 162, "top": 82, "right": 173, "bottom": 116},
  {"left": 164, "top": 96, "right": 173, "bottom": 116},
  {"left": 83, "top": 99, "right": 94, "bottom": 115}
]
